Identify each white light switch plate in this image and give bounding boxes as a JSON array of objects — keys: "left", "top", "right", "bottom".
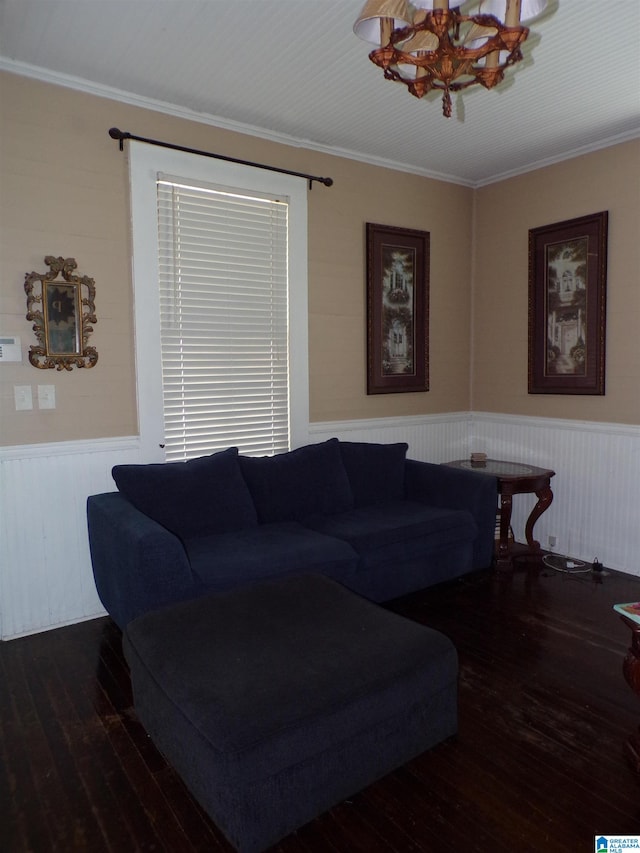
[
  {"left": 38, "top": 384, "right": 56, "bottom": 409},
  {"left": 14, "top": 385, "right": 33, "bottom": 411}
]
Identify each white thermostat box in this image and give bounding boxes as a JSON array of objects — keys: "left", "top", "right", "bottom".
[{"left": 0, "top": 336, "right": 22, "bottom": 362}]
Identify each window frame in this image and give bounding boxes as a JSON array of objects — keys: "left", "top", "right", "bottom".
[{"left": 128, "top": 141, "right": 309, "bottom": 461}]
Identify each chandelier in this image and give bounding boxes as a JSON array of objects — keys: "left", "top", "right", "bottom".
[{"left": 353, "top": 0, "right": 548, "bottom": 118}]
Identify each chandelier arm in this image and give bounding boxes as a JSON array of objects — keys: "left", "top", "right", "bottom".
[
  {"left": 364, "top": 5, "right": 531, "bottom": 117},
  {"left": 388, "top": 12, "right": 528, "bottom": 52}
]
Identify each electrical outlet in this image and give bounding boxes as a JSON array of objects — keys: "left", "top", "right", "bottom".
[{"left": 548, "top": 535, "right": 557, "bottom": 549}]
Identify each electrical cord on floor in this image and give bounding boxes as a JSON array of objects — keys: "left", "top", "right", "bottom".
[{"left": 542, "top": 553, "right": 591, "bottom": 574}]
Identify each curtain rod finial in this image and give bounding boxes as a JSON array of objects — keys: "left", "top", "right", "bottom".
[{"left": 108, "top": 127, "right": 130, "bottom": 151}]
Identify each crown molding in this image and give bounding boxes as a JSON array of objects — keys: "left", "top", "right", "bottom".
[
  {"left": 0, "top": 58, "right": 473, "bottom": 188},
  {"left": 474, "top": 127, "right": 640, "bottom": 187},
  {"left": 1, "top": 58, "right": 638, "bottom": 190}
]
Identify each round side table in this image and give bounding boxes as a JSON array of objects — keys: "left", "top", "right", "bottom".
[{"left": 444, "top": 459, "right": 555, "bottom": 569}]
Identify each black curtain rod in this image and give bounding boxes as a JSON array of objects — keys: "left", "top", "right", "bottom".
[{"left": 108, "top": 127, "right": 334, "bottom": 189}]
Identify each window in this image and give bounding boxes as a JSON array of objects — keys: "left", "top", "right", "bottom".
[
  {"left": 157, "top": 176, "right": 290, "bottom": 459},
  {"left": 128, "top": 143, "right": 309, "bottom": 462}
]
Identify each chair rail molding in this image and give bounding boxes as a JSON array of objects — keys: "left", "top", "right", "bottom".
[
  {"left": 308, "top": 412, "right": 472, "bottom": 463},
  {"left": 2, "top": 412, "right": 639, "bottom": 638}
]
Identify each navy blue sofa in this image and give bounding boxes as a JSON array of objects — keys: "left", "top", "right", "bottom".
[{"left": 87, "top": 439, "right": 497, "bottom": 629}]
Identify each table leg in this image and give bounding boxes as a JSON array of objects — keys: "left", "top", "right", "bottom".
[
  {"left": 622, "top": 618, "right": 640, "bottom": 775},
  {"left": 524, "top": 484, "right": 553, "bottom": 550},
  {"left": 625, "top": 729, "right": 640, "bottom": 773},
  {"left": 496, "top": 493, "right": 513, "bottom": 570}
]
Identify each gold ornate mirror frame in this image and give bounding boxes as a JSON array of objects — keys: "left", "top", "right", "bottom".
[{"left": 24, "top": 256, "right": 98, "bottom": 370}]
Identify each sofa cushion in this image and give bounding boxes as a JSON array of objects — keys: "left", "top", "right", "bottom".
[
  {"left": 304, "top": 500, "right": 477, "bottom": 570},
  {"left": 184, "top": 522, "right": 359, "bottom": 590},
  {"left": 239, "top": 438, "right": 354, "bottom": 523},
  {"left": 339, "top": 441, "right": 408, "bottom": 507},
  {"left": 112, "top": 447, "right": 258, "bottom": 540}
]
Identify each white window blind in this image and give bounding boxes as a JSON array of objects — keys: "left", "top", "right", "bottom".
[{"left": 156, "top": 176, "right": 290, "bottom": 461}]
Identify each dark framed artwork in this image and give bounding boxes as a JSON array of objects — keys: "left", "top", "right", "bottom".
[
  {"left": 528, "top": 211, "right": 608, "bottom": 395},
  {"left": 366, "top": 222, "right": 429, "bottom": 394}
]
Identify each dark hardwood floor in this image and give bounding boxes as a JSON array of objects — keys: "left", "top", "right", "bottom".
[{"left": 2, "top": 560, "right": 640, "bottom": 852}]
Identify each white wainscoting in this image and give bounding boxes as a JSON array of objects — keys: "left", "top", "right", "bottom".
[
  {"left": 312, "top": 412, "right": 640, "bottom": 578},
  {"left": 0, "top": 437, "right": 140, "bottom": 639},
  {"left": 2, "top": 413, "right": 639, "bottom": 638},
  {"left": 470, "top": 412, "right": 640, "bottom": 575},
  {"left": 308, "top": 413, "right": 472, "bottom": 463}
]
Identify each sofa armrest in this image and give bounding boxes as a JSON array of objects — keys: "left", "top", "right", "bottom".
[
  {"left": 404, "top": 459, "right": 498, "bottom": 569},
  {"left": 87, "top": 492, "right": 197, "bottom": 629}
]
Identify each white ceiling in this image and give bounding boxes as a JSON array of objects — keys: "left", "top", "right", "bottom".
[{"left": 1, "top": 0, "right": 639, "bottom": 187}]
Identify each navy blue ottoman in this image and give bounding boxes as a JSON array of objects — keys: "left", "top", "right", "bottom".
[{"left": 123, "top": 574, "right": 458, "bottom": 852}]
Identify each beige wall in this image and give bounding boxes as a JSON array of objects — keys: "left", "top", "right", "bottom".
[
  {"left": 472, "top": 140, "right": 640, "bottom": 423},
  {"left": 0, "top": 72, "right": 473, "bottom": 447},
  {"left": 2, "top": 72, "right": 637, "bottom": 447}
]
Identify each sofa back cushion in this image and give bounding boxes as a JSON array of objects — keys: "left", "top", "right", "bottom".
[
  {"left": 112, "top": 447, "right": 258, "bottom": 540},
  {"left": 239, "top": 438, "right": 354, "bottom": 523},
  {"left": 339, "top": 441, "right": 409, "bottom": 507}
]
